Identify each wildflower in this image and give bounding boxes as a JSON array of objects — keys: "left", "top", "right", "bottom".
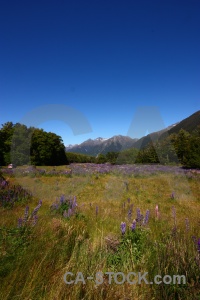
[
  {"left": 23, "top": 206, "right": 29, "bottom": 222},
  {"left": 67, "top": 208, "right": 72, "bottom": 218},
  {"left": 32, "top": 215, "right": 38, "bottom": 226},
  {"left": 143, "top": 209, "right": 150, "bottom": 225},
  {"left": 171, "top": 192, "right": 175, "bottom": 199},
  {"left": 1, "top": 180, "right": 8, "bottom": 187},
  {"left": 192, "top": 236, "right": 200, "bottom": 254},
  {"left": 136, "top": 208, "right": 141, "bottom": 220},
  {"left": 17, "top": 218, "right": 23, "bottom": 228},
  {"left": 155, "top": 205, "right": 159, "bottom": 218},
  {"left": 198, "top": 239, "right": 200, "bottom": 253},
  {"left": 31, "top": 200, "right": 42, "bottom": 217},
  {"left": 120, "top": 222, "right": 126, "bottom": 235},
  {"left": 128, "top": 208, "right": 132, "bottom": 221},
  {"left": 136, "top": 208, "right": 143, "bottom": 223},
  {"left": 127, "top": 198, "right": 130, "bottom": 204},
  {"left": 131, "top": 220, "right": 136, "bottom": 231},
  {"left": 60, "top": 195, "right": 65, "bottom": 204}
]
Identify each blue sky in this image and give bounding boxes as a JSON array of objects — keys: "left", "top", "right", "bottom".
[{"left": 0, "top": 0, "right": 199, "bottom": 145}]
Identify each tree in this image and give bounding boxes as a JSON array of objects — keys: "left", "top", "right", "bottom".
[
  {"left": 30, "top": 129, "right": 68, "bottom": 166},
  {"left": 173, "top": 129, "right": 190, "bottom": 164},
  {"left": 182, "top": 127, "right": 200, "bottom": 168},
  {"left": 0, "top": 122, "right": 14, "bottom": 165},
  {"left": 10, "top": 123, "right": 34, "bottom": 165}
]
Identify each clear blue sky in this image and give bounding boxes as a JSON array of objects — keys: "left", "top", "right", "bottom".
[{"left": 0, "top": 0, "right": 199, "bottom": 145}]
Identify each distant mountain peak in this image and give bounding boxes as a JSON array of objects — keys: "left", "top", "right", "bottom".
[
  {"left": 65, "top": 135, "right": 138, "bottom": 156},
  {"left": 65, "top": 110, "right": 200, "bottom": 156}
]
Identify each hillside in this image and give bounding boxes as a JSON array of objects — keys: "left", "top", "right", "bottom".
[
  {"left": 159, "top": 110, "right": 200, "bottom": 140},
  {"left": 66, "top": 135, "right": 138, "bottom": 156},
  {"left": 66, "top": 110, "right": 200, "bottom": 156},
  {"left": 131, "top": 124, "right": 178, "bottom": 149}
]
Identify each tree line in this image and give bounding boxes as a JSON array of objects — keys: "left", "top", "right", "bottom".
[
  {"left": 0, "top": 122, "right": 199, "bottom": 168},
  {"left": 0, "top": 122, "right": 67, "bottom": 166}
]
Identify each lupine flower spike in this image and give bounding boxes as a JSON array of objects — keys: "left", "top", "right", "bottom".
[
  {"left": 128, "top": 208, "right": 132, "bottom": 221},
  {"left": 143, "top": 209, "right": 150, "bottom": 225},
  {"left": 120, "top": 222, "right": 126, "bottom": 235},
  {"left": 155, "top": 205, "right": 159, "bottom": 219},
  {"left": 131, "top": 220, "right": 136, "bottom": 231}
]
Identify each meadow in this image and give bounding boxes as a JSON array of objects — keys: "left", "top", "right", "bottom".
[{"left": 0, "top": 164, "right": 200, "bottom": 300}]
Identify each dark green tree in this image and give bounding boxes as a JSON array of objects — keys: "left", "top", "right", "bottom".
[
  {"left": 0, "top": 122, "right": 14, "bottom": 165},
  {"left": 30, "top": 129, "right": 67, "bottom": 166}
]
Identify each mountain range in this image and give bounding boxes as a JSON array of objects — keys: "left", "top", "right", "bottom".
[{"left": 65, "top": 110, "right": 200, "bottom": 156}]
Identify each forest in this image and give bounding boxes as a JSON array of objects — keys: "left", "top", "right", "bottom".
[{"left": 0, "top": 121, "right": 200, "bottom": 168}]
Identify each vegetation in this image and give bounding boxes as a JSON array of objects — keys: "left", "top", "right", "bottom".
[
  {"left": 0, "top": 166, "right": 200, "bottom": 299},
  {"left": 0, "top": 114, "right": 200, "bottom": 168},
  {"left": 0, "top": 122, "right": 67, "bottom": 166}
]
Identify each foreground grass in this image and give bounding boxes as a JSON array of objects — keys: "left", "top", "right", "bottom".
[{"left": 0, "top": 166, "right": 200, "bottom": 299}]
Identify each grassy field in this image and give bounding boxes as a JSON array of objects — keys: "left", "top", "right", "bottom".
[{"left": 0, "top": 164, "right": 200, "bottom": 300}]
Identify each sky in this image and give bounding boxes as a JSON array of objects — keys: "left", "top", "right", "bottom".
[{"left": 0, "top": 0, "right": 200, "bottom": 145}]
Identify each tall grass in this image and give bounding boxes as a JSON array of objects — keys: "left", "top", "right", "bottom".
[{"left": 0, "top": 166, "right": 199, "bottom": 299}]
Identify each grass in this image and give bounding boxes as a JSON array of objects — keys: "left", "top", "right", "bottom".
[{"left": 0, "top": 165, "right": 200, "bottom": 299}]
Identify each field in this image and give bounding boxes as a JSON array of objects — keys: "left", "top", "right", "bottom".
[{"left": 0, "top": 164, "right": 200, "bottom": 300}]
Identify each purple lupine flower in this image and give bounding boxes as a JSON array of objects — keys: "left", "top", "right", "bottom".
[
  {"left": 197, "top": 239, "right": 200, "bottom": 253},
  {"left": 23, "top": 206, "right": 29, "bottom": 222},
  {"left": 185, "top": 218, "right": 189, "bottom": 231},
  {"left": 32, "top": 215, "right": 38, "bottom": 226},
  {"left": 60, "top": 195, "right": 65, "bottom": 204},
  {"left": 136, "top": 208, "right": 141, "bottom": 222},
  {"left": 198, "top": 238, "right": 200, "bottom": 253},
  {"left": 128, "top": 208, "right": 132, "bottom": 221},
  {"left": 17, "top": 218, "right": 23, "bottom": 228},
  {"left": 1, "top": 180, "right": 8, "bottom": 187},
  {"left": 192, "top": 236, "right": 200, "bottom": 254},
  {"left": 127, "top": 198, "right": 130, "bottom": 204},
  {"left": 143, "top": 209, "right": 150, "bottom": 225},
  {"left": 131, "top": 220, "right": 136, "bottom": 231},
  {"left": 120, "top": 222, "right": 126, "bottom": 235},
  {"left": 171, "top": 192, "right": 175, "bottom": 199},
  {"left": 67, "top": 208, "right": 72, "bottom": 218},
  {"left": 31, "top": 200, "right": 42, "bottom": 217}
]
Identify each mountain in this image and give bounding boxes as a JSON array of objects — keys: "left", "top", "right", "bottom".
[
  {"left": 66, "top": 135, "right": 138, "bottom": 156},
  {"left": 65, "top": 110, "right": 200, "bottom": 155},
  {"left": 130, "top": 123, "right": 179, "bottom": 149},
  {"left": 159, "top": 110, "right": 200, "bottom": 139}
]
